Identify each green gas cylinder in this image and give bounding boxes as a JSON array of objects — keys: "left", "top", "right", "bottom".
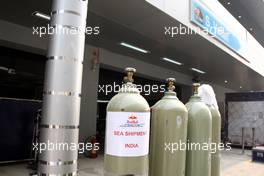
[
  {"left": 198, "top": 84, "right": 221, "bottom": 176},
  {"left": 104, "top": 67, "right": 150, "bottom": 176},
  {"left": 185, "top": 83, "right": 212, "bottom": 176},
  {"left": 150, "top": 78, "right": 188, "bottom": 176},
  {"left": 209, "top": 106, "right": 221, "bottom": 176}
]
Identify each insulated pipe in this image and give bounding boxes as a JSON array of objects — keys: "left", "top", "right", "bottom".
[{"left": 38, "top": 0, "right": 88, "bottom": 175}]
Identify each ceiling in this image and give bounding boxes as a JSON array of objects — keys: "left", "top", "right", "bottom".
[
  {"left": 0, "top": 0, "right": 264, "bottom": 92},
  {"left": 219, "top": 0, "right": 264, "bottom": 47}
]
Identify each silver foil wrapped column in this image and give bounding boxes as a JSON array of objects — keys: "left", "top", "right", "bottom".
[{"left": 38, "top": 0, "right": 88, "bottom": 175}]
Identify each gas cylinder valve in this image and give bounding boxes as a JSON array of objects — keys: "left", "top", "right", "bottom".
[
  {"left": 193, "top": 82, "right": 201, "bottom": 95},
  {"left": 166, "top": 78, "right": 176, "bottom": 92},
  {"left": 124, "top": 67, "right": 136, "bottom": 83}
]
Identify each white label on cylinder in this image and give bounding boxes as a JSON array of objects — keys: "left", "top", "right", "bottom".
[{"left": 105, "top": 112, "right": 150, "bottom": 157}]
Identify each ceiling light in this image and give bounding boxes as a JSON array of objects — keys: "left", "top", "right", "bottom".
[
  {"left": 0, "top": 66, "right": 8, "bottom": 71},
  {"left": 119, "top": 42, "right": 150, "bottom": 54},
  {"left": 8, "top": 68, "right": 16, "bottom": 75},
  {"left": 97, "top": 100, "right": 110, "bottom": 103},
  {"left": 238, "top": 16, "right": 242, "bottom": 19},
  {"left": 190, "top": 67, "right": 206, "bottom": 74},
  {"left": 224, "top": 80, "right": 228, "bottom": 83},
  {"left": 162, "top": 57, "right": 183, "bottom": 66},
  {"left": 249, "top": 28, "right": 253, "bottom": 31},
  {"left": 0, "top": 66, "right": 16, "bottom": 75},
  {"left": 32, "top": 11, "right": 51, "bottom": 21},
  {"left": 240, "top": 86, "right": 243, "bottom": 89},
  {"left": 227, "top": 2, "right": 231, "bottom": 5}
]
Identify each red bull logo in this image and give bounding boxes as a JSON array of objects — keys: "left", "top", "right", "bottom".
[
  {"left": 127, "top": 115, "right": 138, "bottom": 124},
  {"left": 120, "top": 114, "right": 144, "bottom": 128}
]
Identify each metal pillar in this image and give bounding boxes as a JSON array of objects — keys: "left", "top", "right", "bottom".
[
  {"left": 242, "top": 127, "right": 245, "bottom": 154},
  {"left": 252, "top": 128, "right": 255, "bottom": 148},
  {"left": 38, "top": 0, "right": 88, "bottom": 175}
]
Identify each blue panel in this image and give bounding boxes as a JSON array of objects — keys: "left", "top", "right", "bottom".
[{"left": 191, "top": 0, "right": 241, "bottom": 52}]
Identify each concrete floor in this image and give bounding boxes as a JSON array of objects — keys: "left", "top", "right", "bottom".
[
  {"left": 220, "top": 149, "right": 264, "bottom": 176},
  {"left": 0, "top": 149, "right": 263, "bottom": 176}
]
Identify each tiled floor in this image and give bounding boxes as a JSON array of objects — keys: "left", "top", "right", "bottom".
[{"left": 0, "top": 149, "right": 263, "bottom": 176}]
